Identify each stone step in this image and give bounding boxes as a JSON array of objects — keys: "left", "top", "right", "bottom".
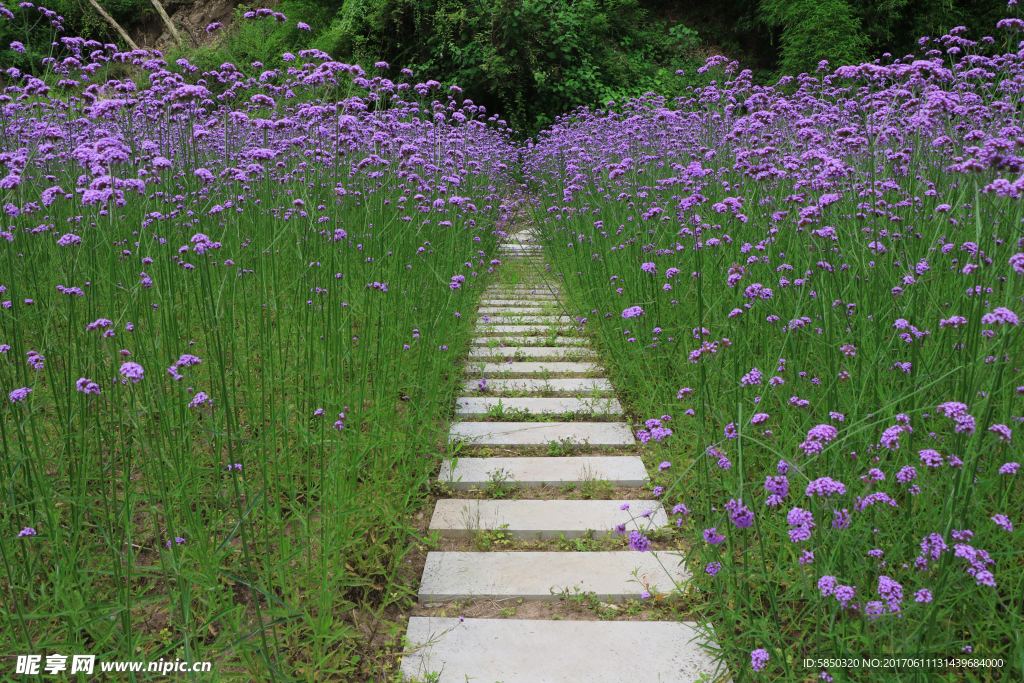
[
  {"left": 418, "top": 551, "right": 688, "bottom": 603},
  {"left": 454, "top": 396, "right": 622, "bottom": 417},
  {"left": 461, "top": 378, "right": 612, "bottom": 394},
  {"left": 482, "top": 292, "right": 556, "bottom": 297},
  {"left": 477, "top": 306, "right": 551, "bottom": 314},
  {"left": 400, "top": 618, "right": 723, "bottom": 682},
  {"left": 468, "top": 347, "right": 594, "bottom": 359},
  {"left": 476, "top": 316, "right": 573, "bottom": 325},
  {"left": 429, "top": 499, "right": 665, "bottom": 539},
  {"left": 469, "top": 362, "right": 599, "bottom": 375},
  {"left": 449, "top": 422, "right": 635, "bottom": 447},
  {"left": 437, "top": 455, "right": 647, "bottom": 488},
  {"left": 485, "top": 287, "right": 560, "bottom": 294},
  {"left": 471, "top": 337, "right": 589, "bottom": 347},
  {"left": 479, "top": 299, "right": 559, "bottom": 306},
  {"left": 473, "top": 324, "right": 577, "bottom": 335}
]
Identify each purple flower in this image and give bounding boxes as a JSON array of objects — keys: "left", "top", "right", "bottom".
[
  {"left": 817, "top": 575, "right": 837, "bottom": 597},
  {"left": 741, "top": 367, "right": 762, "bottom": 386},
  {"left": 672, "top": 503, "right": 690, "bottom": 515},
  {"left": 297, "top": 21, "right": 311, "bottom": 30},
  {"left": 834, "top": 584, "right": 857, "bottom": 607},
  {"left": 764, "top": 475, "right": 789, "bottom": 506},
  {"left": 919, "top": 449, "right": 944, "bottom": 467},
  {"left": 787, "top": 507, "right": 815, "bottom": 542},
  {"left": 831, "top": 509, "right": 851, "bottom": 530},
  {"left": 18, "top": 527, "right": 36, "bottom": 537},
  {"left": 188, "top": 392, "right": 209, "bottom": 408},
  {"left": 652, "top": 486, "right": 664, "bottom": 497},
  {"left": 726, "top": 498, "right": 754, "bottom": 528},
  {"left": 8, "top": 387, "right": 31, "bottom": 402},
  {"left": 703, "top": 527, "right": 726, "bottom": 545},
  {"left": 659, "top": 461, "right": 671, "bottom": 471},
  {"left": 799, "top": 424, "right": 838, "bottom": 455},
  {"left": 805, "top": 477, "right": 846, "bottom": 497},
  {"left": 855, "top": 493, "right": 899, "bottom": 511},
  {"left": 999, "top": 462, "right": 1020, "bottom": 475},
  {"left": 75, "top": 378, "right": 101, "bottom": 395},
  {"left": 914, "top": 589, "right": 933, "bottom": 603},
  {"left": 750, "top": 412, "right": 770, "bottom": 425},
  {"left": 896, "top": 466, "right": 916, "bottom": 483},
  {"left": 799, "top": 550, "right": 814, "bottom": 565},
  {"left": 706, "top": 561, "right": 722, "bottom": 576},
  {"left": 991, "top": 514, "right": 1013, "bottom": 532},
  {"left": 165, "top": 536, "right": 186, "bottom": 549},
  {"left": 628, "top": 530, "right": 650, "bottom": 551},
  {"left": 750, "top": 648, "right": 770, "bottom": 673},
  {"left": 119, "top": 362, "right": 144, "bottom": 383},
  {"left": 980, "top": 307, "right": 1019, "bottom": 326},
  {"left": 622, "top": 305, "right": 644, "bottom": 318},
  {"left": 915, "top": 533, "right": 949, "bottom": 569},
  {"left": 988, "top": 424, "right": 1012, "bottom": 442}
]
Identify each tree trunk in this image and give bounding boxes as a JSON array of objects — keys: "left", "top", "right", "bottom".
[
  {"left": 149, "top": 0, "right": 184, "bottom": 47},
  {"left": 85, "top": 0, "right": 139, "bottom": 51}
]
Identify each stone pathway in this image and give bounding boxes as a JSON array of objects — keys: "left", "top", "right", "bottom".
[{"left": 400, "top": 231, "right": 724, "bottom": 682}]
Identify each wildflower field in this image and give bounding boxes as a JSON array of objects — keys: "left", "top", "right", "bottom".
[
  {"left": 0, "top": 2, "right": 1022, "bottom": 681},
  {"left": 529, "top": 31, "right": 1024, "bottom": 682}
]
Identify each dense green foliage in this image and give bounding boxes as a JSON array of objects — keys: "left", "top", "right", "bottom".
[
  {"left": 0, "top": 0, "right": 151, "bottom": 76},
  {"left": 0, "top": 0, "right": 1010, "bottom": 133}
]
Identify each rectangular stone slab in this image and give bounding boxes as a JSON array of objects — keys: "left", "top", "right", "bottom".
[
  {"left": 437, "top": 455, "right": 647, "bottom": 488},
  {"left": 429, "top": 499, "right": 666, "bottom": 539},
  {"left": 471, "top": 337, "right": 589, "bottom": 347},
  {"left": 482, "top": 292, "right": 559, "bottom": 300},
  {"left": 477, "top": 306, "right": 550, "bottom": 314},
  {"left": 476, "top": 316, "right": 573, "bottom": 324},
  {"left": 461, "top": 378, "right": 612, "bottom": 394},
  {"left": 453, "top": 396, "right": 622, "bottom": 417},
  {"left": 400, "top": 618, "right": 724, "bottom": 682},
  {"left": 479, "top": 300, "right": 559, "bottom": 307},
  {"left": 468, "top": 347, "right": 595, "bottom": 359},
  {"left": 469, "top": 362, "right": 599, "bottom": 375},
  {"left": 449, "top": 421, "right": 634, "bottom": 447},
  {"left": 485, "top": 287, "right": 560, "bottom": 294},
  {"left": 418, "top": 551, "right": 689, "bottom": 602},
  {"left": 472, "top": 324, "right": 576, "bottom": 335}
]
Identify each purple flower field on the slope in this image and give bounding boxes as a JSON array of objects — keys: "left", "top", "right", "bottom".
[
  {"left": 0, "top": 3, "right": 517, "bottom": 676},
  {"left": 529, "top": 20, "right": 1024, "bottom": 682}
]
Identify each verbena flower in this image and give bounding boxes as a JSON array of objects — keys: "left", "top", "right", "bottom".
[
  {"left": 990, "top": 514, "right": 1013, "bottom": 532},
  {"left": 628, "top": 530, "right": 650, "bottom": 551},
  {"left": 726, "top": 498, "right": 754, "bottom": 528},
  {"left": 703, "top": 527, "right": 725, "bottom": 545},
  {"left": 9, "top": 387, "right": 31, "bottom": 402},
  {"left": 119, "top": 362, "right": 144, "bottom": 384},
  {"left": 806, "top": 477, "right": 846, "bottom": 497}
]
